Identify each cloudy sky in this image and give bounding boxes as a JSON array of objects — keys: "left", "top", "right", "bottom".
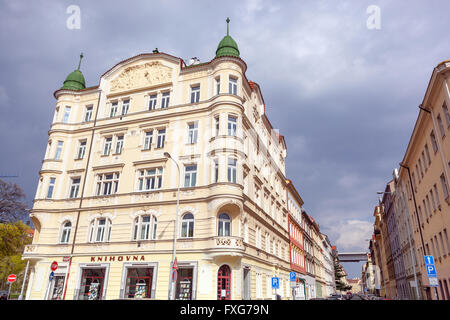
[{"left": 1, "top": 0, "right": 449, "bottom": 277}]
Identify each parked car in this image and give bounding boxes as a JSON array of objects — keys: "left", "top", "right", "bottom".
[
  {"left": 328, "top": 293, "right": 344, "bottom": 300},
  {"left": 0, "top": 291, "right": 8, "bottom": 300}
]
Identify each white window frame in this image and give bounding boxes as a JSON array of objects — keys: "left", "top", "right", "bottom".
[
  {"left": 114, "top": 135, "right": 124, "bottom": 154},
  {"left": 69, "top": 177, "right": 81, "bottom": 198},
  {"left": 110, "top": 101, "right": 118, "bottom": 118},
  {"left": 121, "top": 99, "right": 130, "bottom": 116},
  {"left": 60, "top": 221, "right": 72, "bottom": 244},
  {"left": 229, "top": 76, "right": 237, "bottom": 95},
  {"left": 156, "top": 129, "right": 166, "bottom": 148},
  {"left": 218, "top": 213, "right": 231, "bottom": 237},
  {"left": 103, "top": 137, "right": 113, "bottom": 156},
  {"left": 184, "top": 164, "right": 197, "bottom": 187},
  {"left": 77, "top": 140, "right": 86, "bottom": 159},
  {"left": 47, "top": 177, "right": 56, "bottom": 199},
  {"left": 190, "top": 85, "right": 200, "bottom": 104},
  {"left": 63, "top": 106, "right": 71, "bottom": 123},
  {"left": 180, "top": 213, "right": 194, "bottom": 238},
  {"left": 55, "top": 141, "right": 64, "bottom": 160},
  {"left": 187, "top": 122, "right": 198, "bottom": 144},
  {"left": 148, "top": 94, "right": 157, "bottom": 110},
  {"left": 88, "top": 218, "right": 112, "bottom": 243},
  {"left": 137, "top": 167, "right": 163, "bottom": 191},
  {"left": 228, "top": 115, "right": 237, "bottom": 136},
  {"left": 143, "top": 131, "right": 153, "bottom": 150},
  {"left": 133, "top": 215, "right": 158, "bottom": 241},
  {"left": 161, "top": 92, "right": 170, "bottom": 109},
  {"left": 84, "top": 106, "right": 93, "bottom": 122},
  {"left": 95, "top": 172, "right": 120, "bottom": 196},
  {"left": 227, "top": 158, "right": 237, "bottom": 183}
]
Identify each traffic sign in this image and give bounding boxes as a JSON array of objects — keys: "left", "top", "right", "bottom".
[
  {"left": 429, "top": 277, "right": 439, "bottom": 287},
  {"left": 424, "top": 255, "right": 435, "bottom": 265},
  {"left": 426, "top": 264, "right": 437, "bottom": 277},
  {"left": 290, "top": 272, "right": 296, "bottom": 282},
  {"left": 49, "top": 271, "right": 54, "bottom": 281},
  {"left": 172, "top": 257, "right": 178, "bottom": 270},
  {"left": 172, "top": 270, "right": 177, "bottom": 282},
  {"left": 271, "top": 277, "right": 279, "bottom": 289},
  {"left": 7, "top": 274, "right": 16, "bottom": 283},
  {"left": 51, "top": 261, "right": 58, "bottom": 271}
]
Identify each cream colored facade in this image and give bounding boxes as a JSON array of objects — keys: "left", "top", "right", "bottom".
[
  {"left": 22, "top": 45, "right": 294, "bottom": 299},
  {"left": 397, "top": 61, "right": 450, "bottom": 300}
]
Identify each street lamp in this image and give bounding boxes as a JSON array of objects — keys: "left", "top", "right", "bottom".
[{"left": 164, "top": 152, "right": 181, "bottom": 300}]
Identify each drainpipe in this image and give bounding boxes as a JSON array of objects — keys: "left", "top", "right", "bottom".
[{"left": 62, "top": 87, "right": 103, "bottom": 300}]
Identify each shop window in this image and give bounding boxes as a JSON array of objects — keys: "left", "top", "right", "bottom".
[
  {"left": 124, "top": 267, "right": 154, "bottom": 299},
  {"left": 78, "top": 268, "right": 106, "bottom": 300},
  {"left": 175, "top": 267, "right": 194, "bottom": 300}
]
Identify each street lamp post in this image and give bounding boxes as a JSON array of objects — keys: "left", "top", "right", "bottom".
[{"left": 164, "top": 152, "right": 180, "bottom": 300}]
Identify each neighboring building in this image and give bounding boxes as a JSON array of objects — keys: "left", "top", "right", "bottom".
[
  {"left": 22, "top": 20, "right": 297, "bottom": 300},
  {"left": 398, "top": 60, "right": 450, "bottom": 300},
  {"left": 311, "top": 218, "right": 325, "bottom": 298},
  {"left": 320, "top": 233, "right": 336, "bottom": 297},
  {"left": 302, "top": 211, "right": 316, "bottom": 299},
  {"left": 286, "top": 179, "right": 307, "bottom": 300},
  {"left": 370, "top": 60, "right": 450, "bottom": 300},
  {"left": 392, "top": 168, "right": 423, "bottom": 299},
  {"left": 347, "top": 278, "right": 362, "bottom": 294}
]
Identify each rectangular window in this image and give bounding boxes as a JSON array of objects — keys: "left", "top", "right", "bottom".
[
  {"left": 124, "top": 267, "right": 154, "bottom": 299},
  {"left": 444, "top": 229, "right": 450, "bottom": 255},
  {"left": 188, "top": 122, "right": 198, "bottom": 144},
  {"left": 78, "top": 268, "right": 106, "bottom": 300},
  {"left": 156, "top": 129, "right": 166, "bottom": 148},
  {"left": 422, "top": 151, "right": 428, "bottom": 170},
  {"left": 190, "top": 86, "right": 200, "bottom": 103},
  {"left": 84, "top": 106, "right": 93, "bottom": 122},
  {"left": 426, "top": 195, "right": 432, "bottom": 217},
  {"left": 440, "top": 174, "right": 449, "bottom": 200},
  {"left": 430, "top": 130, "right": 438, "bottom": 153},
  {"left": 110, "top": 102, "right": 118, "bottom": 117},
  {"left": 161, "top": 92, "right": 170, "bottom": 109},
  {"left": 54, "top": 107, "right": 59, "bottom": 123},
  {"left": 215, "top": 116, "right": 220, "bottom": 136},
  {"left": 55, "top": 141, "right": 64, "bottom": 160},
  {"left": 443, "top": 102, "right": 450, "bottom": 127},
  {"left": 437, "top": 114, "right": 445, "bottom": 138},
  {"left": 115, "top": 135, "right": 124, "bottom": 154},
  {"left": 229, "top": 77, "right": 237, "bottom": 95},
  {"left": 138, "top": 168, "right": 163, "bottom": 191},
  {"left": 103, "top": 137, "right": 112, "bottom": 156},
  {"left": 227, "top": 158, "right": 237, "bottom": 183},
  {"left": 412, "top": 172, "right": 417, "bottom": 191},
  {"left": 439, "top": 232, "right": 445, "bottom": 257},
  {"left": 216, "top": 77, "right": 220, "bottom": 95},
  {"left": 121, "top": 99, "right": 130, "bottom": 115},
  {"left": 148, "top": 94, "right": 157, "bottom": 110},
  {"left": 47, "top": 177, "right": 56, "bottom": 198},
  {"left": 77, "top": 140, "right": 86, "bottom": 159},
  {"left": 418, "top": 159, "right": 424, "bottom": 178},
  {"left": 228, "top": 115, "right": 237, "bottom": 136},
  {"left": 425, "top": 144, "right": 431, "bottom": 166},
  {"left": 175, "top": 267, "right": 194, "bottom": 300},
  {"left": 415, "top": 165, "right": 421, "bottom": 182},
  {"left": 430, "top": 188, "right": 437, "bottom": 211},
  {"left": 96, "top": 172, "right": 120, "bottom": 196},
  {"left": 69, "top": 178, "right": 81, "bottom": 198},
  {"left": 184, "top": 165, "right": 197, "bottom": 187},
  {"left": 143, "top": 131, "right": 153, "bottom": 150},
  {"left": 63, "top": 107, "right": 71, "bottom": 123},
  {"left": 96, "top": 218, "right": 106, "bottom": 242},
  {"left": 434, "top": 184, "right": 441, "bottom": 206},
  {"left": 214, "top": 159, "right": 219, "bottom": 183}
]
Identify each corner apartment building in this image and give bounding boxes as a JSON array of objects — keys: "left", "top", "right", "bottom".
[{"left": 22, "top": 21, "right": 296, "bottom": 300}]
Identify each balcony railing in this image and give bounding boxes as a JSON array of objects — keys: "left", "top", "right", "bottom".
[{"left": 213, "top": 236, "right": 245, "bottom": 251}]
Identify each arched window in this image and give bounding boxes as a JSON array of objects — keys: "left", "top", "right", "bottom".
[
  {"left": 133, "top": 214, "right": 157, "bottom": 241},
  {"left": 218, "top": 213, "right": 231, "bottom": 237},
  {"left": 181, "top": 213, "right": 194, "bottom": 238},
  {"left": 88, "top": 218, "right": 112, "bottom": 243},
  {"left": 60, "top": 221, "right": 72, "bottom": 243}
]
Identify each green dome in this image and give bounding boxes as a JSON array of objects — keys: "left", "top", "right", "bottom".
[
  {"left": 215, "top": 18, "right": 240, "bottom": 58},
  {"left": 61, "top": 69, "right": 86, "bottom": 91},
  {"left": 61, "top": 53, "right": 86, "bottom": 91},
  {"left": 216, "top": 35, "right": 240, "bottom": 58}
]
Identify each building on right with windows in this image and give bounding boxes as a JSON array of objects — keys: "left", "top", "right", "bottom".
[{"left": 371, "top": 60, "right": 450, "bottom": 300}]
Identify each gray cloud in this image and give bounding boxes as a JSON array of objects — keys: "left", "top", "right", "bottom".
[{"left": 1, "top": 0, "right": 448, "bottom": 277}]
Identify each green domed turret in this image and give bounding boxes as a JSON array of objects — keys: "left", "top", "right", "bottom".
[
  {"left": 215, "top": 18, "right": 240, "bottom": 58},
  {"left": 61, "top": 53, "right": 86, "bottom": 91}
]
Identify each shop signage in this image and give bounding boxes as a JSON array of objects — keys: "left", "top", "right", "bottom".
[{"left": 90, "top": 255, "right": 145, "bottom": 262}]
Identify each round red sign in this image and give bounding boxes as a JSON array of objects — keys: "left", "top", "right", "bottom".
[
  {"left": 7, "top": 274, "right": 16, "bottom": 283},
  {"left": 51, "top": 261, "right": 58, "bottom": 271}
]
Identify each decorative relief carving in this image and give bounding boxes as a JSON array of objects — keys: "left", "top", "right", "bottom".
[{"left": 110, "top": 62, "right": 172, "bottom": 92}]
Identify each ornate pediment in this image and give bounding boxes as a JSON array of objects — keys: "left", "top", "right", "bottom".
[{"left": 110, "top": 61, "right": 172, "bottom": 92}]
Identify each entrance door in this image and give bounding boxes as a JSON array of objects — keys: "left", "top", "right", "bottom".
[{"left": 217, "top": 265, "right": 231, "bottom": 300}]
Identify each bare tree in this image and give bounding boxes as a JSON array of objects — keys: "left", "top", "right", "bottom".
[{"left": 0, "top": 179, "right": 28, "bottom": 223}]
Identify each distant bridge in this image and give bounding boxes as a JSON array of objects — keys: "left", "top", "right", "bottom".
[{"left": 338, "top": 252, "right": 369, "bottom": 262}]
